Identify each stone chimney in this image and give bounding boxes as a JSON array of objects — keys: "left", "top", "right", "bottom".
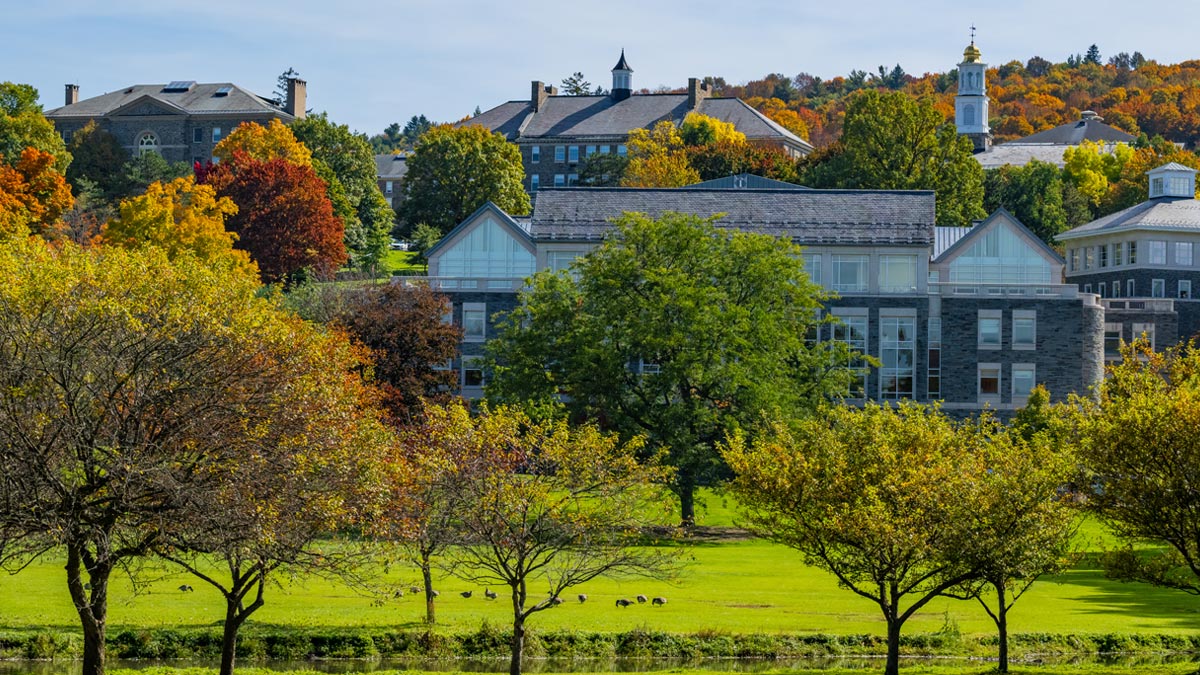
[
  {"left": 687, "top": 78, "right": 711, "bottom": 110},
  {"left": 285, "top": 78, "right": 306, "bottom": 120},
  {"left": 530, "top": 81, "right": 557, "bottom": 112},
  {"left": 65, "top": 84, "right": 79, "bottom": 106}
]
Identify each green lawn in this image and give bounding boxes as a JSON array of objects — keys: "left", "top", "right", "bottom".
[
  {"left": 92, "top": 666, "right": 1200, "bottom": 675},
  {"left": 2, "top": 505, "right": 1198, "bottom": 639},
  {"left": 380, "top": 249, "right": 424, "bottom": 275}
]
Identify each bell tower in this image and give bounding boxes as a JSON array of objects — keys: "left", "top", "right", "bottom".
[{"left": 955, "top": 27, "right": 992, "bottom": 152}]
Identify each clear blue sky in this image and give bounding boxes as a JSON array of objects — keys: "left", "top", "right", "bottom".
[{"left": 8, "top": 0, "right": 1200, "bottom": 136}]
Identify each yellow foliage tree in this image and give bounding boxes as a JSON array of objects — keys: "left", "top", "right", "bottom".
[
  {"left": 1062, "top": 140, "right": 1133, "bottom": 206},
  {"left": 103, "top": 176, "right": 254, "bottom": 275},
  {"left": 213, "top": 118, "right": 313, "bottom": 166},
  {"left": 679, "top": 112, "right": 746, "bottom": 146},
  {"left": 620, "top": 121, "right": 700, "bottom": 188}
]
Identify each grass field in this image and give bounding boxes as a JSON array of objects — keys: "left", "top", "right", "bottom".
[
  {"left": 2, "top": 493, "right": 1198, "bottom": 642},
  {"left": 380, "top": 250, "right": 424, "bottom": 275}
]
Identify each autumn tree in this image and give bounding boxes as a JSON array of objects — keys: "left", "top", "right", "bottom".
[
  {"left": 214, "top": 118, "right": 314, "bottom": 166},
  {"left": 1071, "top": 340, "right": 1200, "bottom": 597},
  {"left": 65, "top": 121, "right": 131, "bottom": 202},
  {"left": 679, "top": 112, "right": 746, "bottom": 146},
  {"left": 723, "top": 403, "right": 1007, "bottom": 675},
  {"left": 0, "top": 237, "right": 380, "bottom": 675},
  {"left": 802, "top": 90, "right": 985, "bottom": 226},
  {"left": 202, "top": 150, "right": 347, "bottom": 283},
  {"left": 400, "top": 125, "right": 530, "bottom": 235},
  {"left": 101, "top": 176, "right": 252, "bottom": 274},
  {"left": 0, "top": 147, "right": 74, "bottom": 239},
  {"left": 620, "top": 120, "right": 700, "bottom": 188},
  {"left": 687, "top": 140, "right": 801, "bottom": 183},
  {"left": 434, "top": 402, "right": 679, "bottom": 675},
  {"left": 0, "top": 82, "right": 70, "bottom": 172},
  {"left": 486, "top": 212, "right": 852, "bottom": 524}
]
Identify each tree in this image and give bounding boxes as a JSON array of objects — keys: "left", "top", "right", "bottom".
[
  {"left": 203, "top": 151, "right": 347, "bottom": 283},
  {"left": 101, "top": 176, "right": 252, "bottom": 274},
  {"left": 678, "top": 113, "right": 745, "bottom": 147},
  {"left": 400, "top": 125, "right": 530, "bottom": 235},
  {"left": 1026, "top": 56, "right": 1052, "bottom": 77},
  {"left": 983, "top": 160, "right": 1078, "bottom": 244},
  {"left": 560, "top": 72, "right": 594, "bottom": 96},
  {"left": 274, "top": 67, "right": 301, "bottom": 105},
  {"left": 578, "top": 152, "right": 629, "bottom": 187},
  {"left": 213, "top": 118, "right": 313, "bottom": 166},
  {"left": 432, "top": 401, "right": 678, "bottom": 675},
  {"left": 0, "top": 147, "right": 74, "bottom": 239},
  {"left": 0, "top": 237, "right": 379, "bottom": 675},
  {"left": 1084, "top": 44, "right": 1103, "bottom": 65},
  {"left": 620, "top": 121, "right": 701, "bottom": 188},
  {"left": 331, "top": 282, "right": 462, "bottom": 424},
  {"left": 65, "top": 121, "right": 131, "bottom": 203},
  {"left": 123, "top": 151, "right": 193, "bottom": 196},
  {"left": 486, "top": 212, "right": 852, "bottom": 524},
  {"left": 1071, "top": 340, "right": 1200, "bottom": 597},
  {"left": 292, "top": 113, "right": 395, "bottom": 270},
  {"left": 722, "top": 403, "right": 1005, "bottom": 675},
  {"left": 0, "top": 82, "right": 70, "bottom": 172},
  {"left": 687, "top": 140, "right": 801, "bottom": 183},
  {"left": 409, "top": 222, "right": 445, "bottom": 266},
  {"left": 801, "top": 90, "right": 986, "bottom": 226}
]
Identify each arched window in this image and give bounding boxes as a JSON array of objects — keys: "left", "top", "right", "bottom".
[
  {"left": 963, "top": 104, "right": 976, "bottom": 126},
  {"left": 138, "top": 132, "right": 159, "bottom": 156}
]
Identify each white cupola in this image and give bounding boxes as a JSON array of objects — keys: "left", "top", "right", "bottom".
[
  {"left": 611, "top": 49, "right": 633, "bottom": 101},
  {"left": 1147, "top": 163, "right": 1197, "bottom": 199},
  {"left": 955, "top": 30, "right": 991, "bottom": 152}
]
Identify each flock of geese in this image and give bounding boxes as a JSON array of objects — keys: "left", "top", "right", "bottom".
[{"left": 395, "top": 587, "right": 669, "bottom": 607}]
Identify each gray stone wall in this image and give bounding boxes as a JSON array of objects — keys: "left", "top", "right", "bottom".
[
  {"left": 520, "top": 142, "right": 624, "bottom": 191},
  {"left": 1104, "top": 308, "right": 1180, "bottom": 350},
  {"left": 1068, "top": 269, "right": 1198, "bottom": 300},
  {"left": 442, "top": 290, "right": 521, "bottom": 392},
  {"left": 51, "top": 113, "right": 283, "bottom": 165}
]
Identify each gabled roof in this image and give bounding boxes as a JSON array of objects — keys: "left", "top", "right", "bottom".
[
  {"left": 374, "top": 154, "right": 408, "bottom": 180},
  {"left": 1151, "top": 162, "right": 1197, "bottom": 173},
  {"left": 933, "top": 208, "right": 1063, "bottom": 264},
  {"left": 425, "top": 202, "right": 534, "bottom": 260},
  {"left": 1013, "top": 115, "right": 1135, "bottom": 145},
  {"left": 684, "top": 173, "right": 809, "bottom": 190},
  {"left": 1058, "top": 196, "right": 1200, "bottom": 240},
  {"left": 528, "top": 187, "right": 935, "bottom": 245},
  {"left": 46, "top": 82, "right": 289, "bottom": 119}
]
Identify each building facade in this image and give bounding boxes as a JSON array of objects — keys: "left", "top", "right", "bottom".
[
  {"left": 375, "top": 154, "right": 408, "bottom": 208},
  {"left": 45, "top": 79, "right": 305, "bottom": 165},
  {"left": 461, "top": 51, "right": 814, "bottom": 193},
  {"left": 413, "top": 188, "right": 1104, "bottom": 413}
]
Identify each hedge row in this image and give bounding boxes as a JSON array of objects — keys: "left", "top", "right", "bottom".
[{"left": 2, "top": 627, "right": 1199, "bottom": 661}]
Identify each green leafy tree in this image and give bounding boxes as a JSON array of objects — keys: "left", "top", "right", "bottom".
[
  {"left": 687, "top": 140, "right": 801, "bottom": 183},
  {"left": 123, "top": 151, "right": 192, "bottom": 196},
  {"left": 578, "top": 152, "right": 630, "bottom": 186},
  {"left": 292, "top": 112, "right": 395, "bottom": 269},
  {"left": 409, "top": 222, "right": 444, "bottom": 267},
  {"left": 400, "top": 125, "right": 530, "bottom": 235},
  {"left": 560, "top": 72, "right": 594, "bottom": 96},
  {"left": 486, "top": 212, "right": 852, "bottom": 524},
  {"left": 983, "top": 160, "right": 1085, "bottom": 245},
  {"left": 65, "top": 121, "right": 131, "bottom": 203},
  {"left": 0, "top": 82, "right": 70, "bottom": 172},
  {"left": 802, "top": 90, "right": 985, "bottom": 226},
  {"left": 723, "top": 403, "right": 1013, "bottom": 675},
  {"left": 274, "top": 67, "right": 301, "bottom": 106}
]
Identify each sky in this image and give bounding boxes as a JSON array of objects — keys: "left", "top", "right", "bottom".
[{"left": 7, "top": 0, "right": 1200, "bottom": 137}]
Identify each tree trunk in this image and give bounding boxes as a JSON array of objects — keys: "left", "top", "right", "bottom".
[
  {"left": 509, "top": 585, "right": 525, "bottom": 675},
  {"left": 996, "top": 585, "right": 1009, "bottom": 674},
  {"left": 220, "top": 598, "right": 246, "bottom": 675},
  {"left": 884, "top": 616, "right": 902, "bottom": 675},
  {"left": 66, "top": 542, "right": 110, "bottom": 675},
  {"left": 421, "top": 553, "right": 436, "bottom": 625},
  {"left": 678, "top": 476, "right": 696, "bottom": 527}
]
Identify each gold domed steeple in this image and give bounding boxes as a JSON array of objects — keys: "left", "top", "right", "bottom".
[{"left": 963, "top": 42, "right": 982, "bottom": 63}]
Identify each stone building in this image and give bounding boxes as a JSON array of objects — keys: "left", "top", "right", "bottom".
[
  {"left": 413, "top": 187, "right": 1103, "bottom": 412},
  {"left": 375, "top": 154, "right": 407, "bottom": 208},
  {"left": 45, "top": 78, "right": 305, "bottom": 165},
  {"left": 1060, "top": 163, "right": 1200, "bottom": 358},
  {"left": 461, "top": 51, "right": 813, "bottom": 193}
]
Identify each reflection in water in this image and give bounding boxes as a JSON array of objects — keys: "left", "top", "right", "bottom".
[{"left": 2, "top": 653, "right": 1199, "bottom": 674}]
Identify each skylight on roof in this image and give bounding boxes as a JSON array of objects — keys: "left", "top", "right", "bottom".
[
  {"left": 214, "top": 86, "right": 232, "bottom": 97},
  {"left": 163, "top": 81, "right": 196, "bottom": 92}
]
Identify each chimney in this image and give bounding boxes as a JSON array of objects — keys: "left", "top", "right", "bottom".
[
  {"left": 531, "top": 81, "right": 556, "bottom": 112},
  {"left": 285, "top": 78, "right": 306, "bottom": 120},
  {"left": 687, "top": 78, "right": 711, "bottom": 110},
  {"left": 65, "top": 84, "right": 79, "bottom": 106}
]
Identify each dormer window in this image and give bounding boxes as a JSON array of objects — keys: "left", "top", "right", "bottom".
[{"left": 1147, "top": 163, "right": 1197, "bottom": 198}]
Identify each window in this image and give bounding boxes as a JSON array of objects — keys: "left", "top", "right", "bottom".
[
  {"left": 1113, "top": 242, "right": 1123, "bottom": 266},
  {"left": 617, "top": 144, "right": 627, "bottom": 156},
  {"left": 384, "top": 181, "right": 393, "bottom": 195},
  {"left": 1099, "top": 244, "right": 1108, "bottom": 268},
  {"left": 568, "top": 146, "right": 579, "bottom": 164},
  {"left": 879, "top": 255, "right": 917, "bottom": 293},
  {"left": 585, "top": 145, "right": 596, "bottom": 157},
  {"left": 978, "top": 310, "right": 1002, "bottom": 349},
  {"left": 530, "top": 174, "right": 540, "bottom": 191},
  {"left": 1068, "top": 248, "right": 1079, "bottom": 272},
  {"left": 193, "top": 127, "right": 203, "bottom": 143},
  {"left": 436, "top": 217, "right": 535, "bottom": 278},
  {"left": 1097, "top": 283, "right": 1106, "bottom": 299},
  {"left": 879, "top": 315, "right": 916, "bottom": 400},
  {"left": 567, "top": 173, "right": 578, "bottom": 186},
  {"left": 554, "top": 174, "right": 565, "bottom": 187},
  {"left": 554, "top": 146, "right": 565, "bottom": 162},
  {"left": 212, "top": 127, "right": 222, "bottom": 143},
  {"left": 1012, "top": 364, "right": 1036, "bottom": 402},
  {"left": 638, "top": 359, "right": 661, "bottom": 376},
  {"left": 1084, "top": 247, "right": 1095, "bottom": 270},
  {"left": 462, "top": 303, "right": 487, "bottom": 341},
  {"left": 832, "top": 314, "right": 868, "bottom": 398},
  {"left": 949, "top": 225, "right": 1053, "bottom": 284},
  {"left": 802, "top": 253, "right": 823, "bottom": 286},
  {"left": 1012, "top": 311, "right": 1036, "bottom": 350},
  {"left": 1170, "top": 176, "right": 1191, "bottom": 195},
  {"left": 60, "top": 129, "right": 73, "bottom": 143},
  {"left": 599, "top": 145, "right": 610, "bottom": 154},
  {"left": 137, "top": 132, "right": 159, "bottom": 156},
  {"left": 547, "top": 250, "right": 583, "bottom": 275},
  {"left": 1129, "top": 241, "right": 1138, "bottom": 265},
  {"left": 1152, "top": 278, "right": 1165, "bottom": 298},
  {"left": 1181, "top": 280, "right": 1192, "bottom": 299},
  {"left": 1111, "top": 280, "right": 1121, "bottom": 298},
  {"left": 978, "top": 364, "right": 1001, "bottom": 402},
  {"left": 1127, "top": 279, "right": 1136, "bottom": 297},
  {"left": 1152, "top": 177, "right": 1165, "bottom": 197},
  {"left": 462, "top": 359, "right": 485, "bottom": 389},
  {"left": 1084, "top": 284, "right": 1092, "bottom": 293},
  {"left": 531, "top": 146, "right": 540, "bottom": 163},
  {"left": 831, "top": 254, "right": 869, "bottom": 293},
  {"left": 927, "top": 317, "right": 942, "bottom": 400},
  {"left": 1132, "top": 322, "right": 1156, "bottom": 349},
  {"left": 1177, "top": 242, "right": 1194, "bottom": 266},
  {"left": 1149, "top": 240, "right": 1167, "bottom": 265},
  {"left": 1104, "top": 322, "right": 1122, "bottom": 357}
]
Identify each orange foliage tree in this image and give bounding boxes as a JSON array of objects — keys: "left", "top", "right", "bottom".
[{"left": 0, "top": 147, "right": 73, "bottom": 239}]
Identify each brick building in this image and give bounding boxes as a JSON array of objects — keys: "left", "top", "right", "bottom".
[
  {"left": 460, "top": 51, "right": 813, "bottom": 192},
  {"left": 45, "top": 78, "right": 306, "bottom": 165}
]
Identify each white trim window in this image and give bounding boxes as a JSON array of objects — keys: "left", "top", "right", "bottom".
[
  {"left": 1104, "top": 322, "right": 1122, "bottom": 358},
  {"left": 1084, "top": 247, "right": 1095, "bottom": 270},
  {"left": 554, "top": 146, "right": 565, "bottom": 163},
  {"left": 1012, "top": 310, "right": 1036, "bottom": 350},
  {"left": 927, "top": 317, "right": 942, "bottom": 400},
  {"left": 1011, "top": 364, "right": 1036, "bottom": 403},
  {"left": 1177, "top": 242, "right": 1194, "bottom": 266},
  {"left": 832, "top": 313, "right": 868, "bottom": 399},
  {"left": 462, "top": 358, "right": 486, "bottom": 389},
  {"left": 1068, "top": 248, "right": 1079, "bottom": 272},
  {"left": 1128, "top": 241, "right": 1138, "bottom": 265},
  {"left": 193, "top": 127, "right": 203, "bottom": 143},
  {"left": 1111, "top": 280, "right": 1121, "bottom": 298},
  {"left": 462, "top": 303, "right": 487, "bottom": 342},
  {"left": 978, "top": 363, "right": 1001, "bottom": 403},
  {"left": 802, "top": 253, "right": 823, "bottom": 287},
  {"left": 137, "top": 132, "right": 159, "bottom": 156},
  {"left": 978, "top": 310, "right": 1002, "bottom": 349},
  {"left": 554, "top": 174, "right": 565, "bottom": 187},
  {"left": 1127, "top": 279, "right": 1136, "bottom": 297},
  {"left": 212, "top": 126, "right": 222, "bottom": 143},
  {"left": 1180, "top": 280, "right": 1192, "bottom": 299},
  {"left": 1152, "top": 278, "right": 1166, "bottom": 298},
  {"left": 568, "top": 146, "right": 579, "bottom": 164},
  {"left": 1149, "top": 240, "right": 1167, "bottom": 265},
  {"left": 879, "top": 255, "right": 917, "bottom": 293},
  {"left": 832, "top": 254, "right": 869, "bottom": 293},
  {"left": 530, "top": 174, "right": 540, "bottom": 191},
  {"left": 531, "top": 146, "right": 540, "bottom": 163},
  {"left": 1113, "top": 242, "right": 1124, "bottom": 266},
  {"left": 879, "top": 314, "right": 916, "bottom": 400},
  {"left": 1099, "top": 244, "right": 1108, "bottom": 268}
]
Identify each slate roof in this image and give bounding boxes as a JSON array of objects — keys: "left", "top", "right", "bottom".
[
  {"left": 374, "top": 154, "right": 408, "bottom": 180},
  {"left": 1017, "top": 116, "right": 1136, "bottom": 145},
  {"left": 528, "top": 188, "right": 935, "bottom": 245},
  {"left": 1058, "top": 197, "right": 1200, "bottom": 240},
  {"left": 684, "top": 174, "right": 810, "bottom": 190},
  {"left": 465, "top": 95, "right": 812, "bottom": 152},
  {"left": 46, "top": 83, "right": 288, "bottom": 118},
  {"left": 974, "top": 144, "right": 1077, "bottom": 169}
]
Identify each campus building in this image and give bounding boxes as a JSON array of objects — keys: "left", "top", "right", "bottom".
[{"left": 413, "top": 185, "right": 1104, "bottom": 413}]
